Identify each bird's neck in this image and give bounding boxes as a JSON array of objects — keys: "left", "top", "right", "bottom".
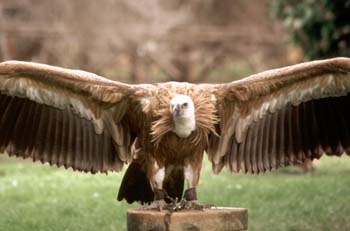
[{"left": 172, "top": 115, "right": 196, "bottom": 138}]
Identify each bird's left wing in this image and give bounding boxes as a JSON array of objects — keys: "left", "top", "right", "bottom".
[
  {"left": 0, "top": 61, "right": 144, "bottom": 173},
  {"left": 208, "top": 57, "right": 350, "bottom": 174}
]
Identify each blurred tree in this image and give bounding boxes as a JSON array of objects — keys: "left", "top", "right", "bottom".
[
  {"left": 270, "top": 0, "right": 350, "bottom": 59},
  {"left": 1, "top": 0, "right": 288, "bottom": 83}
]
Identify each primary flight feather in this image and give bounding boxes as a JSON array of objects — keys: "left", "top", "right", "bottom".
[{"left": 0, "top": 58, "right": 349, "bottom": 208}]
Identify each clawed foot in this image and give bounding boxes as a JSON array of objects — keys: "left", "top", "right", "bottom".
[
  {"left": 140, "top": 188, "right": 213, "bottom": 211},
  {"left": 177, "top": 200, "right": 214, "bottom": 211},
  {"left": 140, "top": 199, "right": 214, "bottom": 211},
  {"left": 141, "top": 199, "right": 178, "bottom": 211},
  {"left": 141, "top": 199, "right": 169, "bottom": 211}
]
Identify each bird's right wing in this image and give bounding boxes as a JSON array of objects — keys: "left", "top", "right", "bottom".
[
  {"left": 0, "top": 61, "right": 145, "bottom": 173},
  {"left": 208, "top": 58, "right": 350, "bottom": 174}
]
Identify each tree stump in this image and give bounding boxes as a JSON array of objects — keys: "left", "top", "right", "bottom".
[{"left": 127, "top": 207, "right": 248, "bottom": 231}]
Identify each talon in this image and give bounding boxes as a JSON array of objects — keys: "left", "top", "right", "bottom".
[
  {"left": 175, "top": 199, "right": 213, "bottom": 211},
  {"left": 141, "top": 199, "right": 169, "bottom": 211},
  {"left": 185, "top": 200, "right": 204, "bottom": 210}
]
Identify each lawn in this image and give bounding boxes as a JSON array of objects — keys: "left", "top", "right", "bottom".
[{"left": 1, "top": 155, "right": 350, "bottom": 231}]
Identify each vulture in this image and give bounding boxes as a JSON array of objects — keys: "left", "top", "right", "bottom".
[{"left": 0, "top": 57, "right": 350, "bottom": 209}]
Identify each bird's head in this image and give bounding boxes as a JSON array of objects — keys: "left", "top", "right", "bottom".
[
  {"left": 170, "top": 94, "right": 195, "bottom": 119},
  {"left": 170, "top": 94, "right": 196, "bottom": 137}
]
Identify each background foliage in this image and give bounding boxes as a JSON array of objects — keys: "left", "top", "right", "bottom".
[{"left": 270, "top": 0, "right": 350, "bottom": 59}]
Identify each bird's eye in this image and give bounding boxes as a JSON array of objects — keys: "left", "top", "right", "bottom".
[{"left": 183, "top": 102, "right": 188, "bottom": 107}]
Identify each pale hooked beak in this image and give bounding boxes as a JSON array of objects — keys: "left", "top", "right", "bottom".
[{"left": 174, "top": 104, "right": 180, "bottom": 115}]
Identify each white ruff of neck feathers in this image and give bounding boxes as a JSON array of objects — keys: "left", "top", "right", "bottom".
[{"left": 173, "top": 114, "right": 196, "bottom": 138}]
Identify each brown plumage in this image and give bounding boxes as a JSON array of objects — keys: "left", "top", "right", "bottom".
[{"left": 0, "top": 58, "right": 350, "bottom": 206}]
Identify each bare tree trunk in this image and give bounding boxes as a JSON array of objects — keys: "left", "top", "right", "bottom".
[
  {"left": 172, "top": 45, "right": 190, "bottom": 82},
  {"left": 0, "top": 3, "right": 8, "bottom": 61},
  {"left": 129, "top": 53, "right": 141, "bottom": 83},
  {"left": 128, "top": 43, "right": 144, "bottom": 83}
]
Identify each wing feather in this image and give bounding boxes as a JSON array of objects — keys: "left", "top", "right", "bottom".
[
  {"left": 275, "top": 106, "right": 284, "bottom": 168},
  {"left": 0, "top": 61, "right": 148, "bottom": 173},
  {"left": 299, "top": 103, "right": 309, "bottom": 159},
  {"left": 228, "top": 138, "right": 239, "bottom": 172},
  {"left": 256, "top": 113, "right": 265, "bottom": 172},
  {"left": 269, "top": 111, "right": 278, "bottom": 170},
  {"left": 0, "top": 97, "right": 18, "bottom": 150},
  {"left": 10, "top": 96, "right": 29, "bottom": 154},
  {"left": 58, "top": 106, "right": 68, "bottom": 167},
  {"left": 243, "top": 122, "right": 254, "bottom": 173},
  {"left": 307, "top": 100, "right": 319, "bottom": 157},
  {"left": 337, "top": 97, "right": 350, "bottom": 153},
  {"left": 74, "top": 116, "right": 83, "bottom": 170},
  {"left": 262, "top": 112, "right": 271, "bottom": 172},
  {"left": 209, "top": 57, "right": 350, "bottom": 173},
  {"left": 237, "top": 130, "right": 246, "bottom": 173},
  {"left": 250, "top": 120, "right": 259, "bottom": 173}
]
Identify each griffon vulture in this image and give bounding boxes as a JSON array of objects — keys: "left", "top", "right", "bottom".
[{"left": 0, "top": 58, "right": 349, "bottom": 209}]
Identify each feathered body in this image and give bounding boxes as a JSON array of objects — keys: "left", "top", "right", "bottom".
[{"left": 118, "top": 83, "right": 219, "bottom": 203}]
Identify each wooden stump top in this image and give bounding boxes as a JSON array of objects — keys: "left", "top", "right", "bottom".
[{"left": 127, "top": 207, "right": 248, "bottom": 231}]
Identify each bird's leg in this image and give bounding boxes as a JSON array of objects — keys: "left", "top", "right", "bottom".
[
  {"left": 142, "top": 161, "right": 169, "bottom": 210},
  {"left": 184, "top": 163, "right": 198, "bottom": 200},
  {"left": 181, "top": 187, "right": 204, "bottom": 210},
  {"left": 179, "top": 161, "right": 212, "bottom": 210},
  {"left": 184, "top": 187, "right": 197, "bottom": 201}
]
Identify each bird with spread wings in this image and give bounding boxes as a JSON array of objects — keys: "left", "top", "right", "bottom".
[{"left": 0, "top": 57, "right": 349, "bottom": 209}]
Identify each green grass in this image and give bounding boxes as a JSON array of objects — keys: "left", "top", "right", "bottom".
[{"left": 1, "top": 155, "right": 350, "bottom": 231}]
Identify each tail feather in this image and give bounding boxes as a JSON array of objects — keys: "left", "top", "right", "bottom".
[
  {"left": 117, "top": 161, "right": 185, "bottom": 204},
  {"left": 117, "top": 161, "right": 153, "bottom": 204}
]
